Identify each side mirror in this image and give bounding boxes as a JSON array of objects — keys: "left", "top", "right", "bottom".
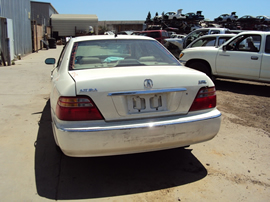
[
  {"left": 222, "top": 45, "right": 227, "bottom": 51},
  {"left": 45, "top": 58, "right": 56, "bottom": 65}
]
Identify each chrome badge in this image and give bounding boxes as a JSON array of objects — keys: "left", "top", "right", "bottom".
[
  {"left": 198, "top": 80, "right": 207, "bottom": 84},
  {"left": 80, "top": 88, "right": 98, "bottom": 93},
  {"left": 144, "top": 79, "right": 153, "bottom": 89}
]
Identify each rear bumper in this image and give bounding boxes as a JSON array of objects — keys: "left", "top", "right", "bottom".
[{"left": 52, "top": 109, "right": 221, "bottom": 157}]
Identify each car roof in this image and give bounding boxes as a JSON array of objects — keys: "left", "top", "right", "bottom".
[
  {"left": 194, "top": 33, "right": 236, "bottom": 38},
  {"left": 70, "top": 35, "right": 156, "bottom": 42},
  {"left": 194, "top": 28, "right": 229, "bottom": 31},
  {"left": 140, "top": 30, "right": 167, "bottom": 33}
]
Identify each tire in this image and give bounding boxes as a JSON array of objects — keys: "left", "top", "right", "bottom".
[
  {"left": 188, "top": 61, "right": 211, "bottom": 78},
  {"left": 55, "top": 144, "right": 63, "bottom": 154}
]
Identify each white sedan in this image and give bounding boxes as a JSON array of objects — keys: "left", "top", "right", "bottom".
[{"left": 45, "top": 35, "right": 221, "bottom": 157}]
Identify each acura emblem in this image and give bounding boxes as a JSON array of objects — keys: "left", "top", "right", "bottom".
[{"left": 144, "top": 79, "right": 153, "bottom": 89}]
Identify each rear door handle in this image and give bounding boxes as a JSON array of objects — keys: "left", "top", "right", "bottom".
[{"left": 251, "top": 56, "right": 258, "bottom": 60}]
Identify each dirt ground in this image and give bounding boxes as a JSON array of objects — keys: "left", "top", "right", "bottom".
[
  {"left": 215, "top": 78, "right": 270, "bottom": 135},
  {"left": 33, "top": 77, "right": 270, "bottom": 201}
]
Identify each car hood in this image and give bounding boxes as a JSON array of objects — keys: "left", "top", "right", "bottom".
[{"left": 69, "top": 66, "right": 213, "bottom": 121}]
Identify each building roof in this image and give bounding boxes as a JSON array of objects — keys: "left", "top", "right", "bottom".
[
  {"left": 51, "top": 14, "right": 98, "bottom": 36},
  {"left": 51, "top": 14, "right": 98, "bottom": 21}
]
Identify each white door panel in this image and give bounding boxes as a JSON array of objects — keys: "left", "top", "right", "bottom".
[
  {"left": 260, "top": 54, "right": 270, "bottom": 80},
  {"left": 216, "top": 50, "right": 261, "bottom": 78}
]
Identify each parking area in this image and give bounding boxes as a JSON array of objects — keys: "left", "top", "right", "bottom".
[{"left": 0, "top": 46, "right": 269, "bottom": 201}]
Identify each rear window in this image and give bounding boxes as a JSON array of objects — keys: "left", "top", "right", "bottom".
[
  {"left": 162, "top": 31, "right": 169, "bottom": 37},
  {"left": 190, "top": 37, "right": 216, "bottom": 47},
  {"left": 69, "top": 39, "right": 180, "bottom": 70},
  {"left": 148, "top": 32, "right": 160, "bottom": 38}
]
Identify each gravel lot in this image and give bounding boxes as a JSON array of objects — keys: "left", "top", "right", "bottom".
[{"left": 215, "top": 78, "right": 270, "bottom": 135}]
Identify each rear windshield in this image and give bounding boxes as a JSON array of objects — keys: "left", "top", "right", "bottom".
[{"left": 69, "top": 39, "right": 180, "bottom": 70}]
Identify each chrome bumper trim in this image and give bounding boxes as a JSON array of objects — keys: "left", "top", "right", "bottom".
[
  {"left": 53, "top": 111, "right": 221, "bottom": 133},
  {"left": 108, "top": 88, "right": 187, "bottom": 96}
]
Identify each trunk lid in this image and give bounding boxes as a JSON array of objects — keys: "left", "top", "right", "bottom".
[{"left": 69, "top": 66, "right": 212, "bottom": 121}]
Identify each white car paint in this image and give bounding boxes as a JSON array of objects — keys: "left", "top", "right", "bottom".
[
  {"left": 46, "top": 35, "right": 221, "bottom": 157},
  {"left": 167, "top": 9, "right": 186, "bottom": 20}
]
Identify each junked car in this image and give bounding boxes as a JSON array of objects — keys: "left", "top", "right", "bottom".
[
  {"left": 185, "top": 11, "right": 204, "bottom": 21},
  {"left": 236, "top": 15, "right": 257, "bottom": 23},
  {"left": 185, "top": 34, "right": 236, "bottom": 49},
  {"left": 214, "top": 12, "right": 238, "bottom": 22},
  {"left": 164, "top": 28, "right": 232, "bottom": 52},
  {"left": 256, "top": 15, "right": 270, "bottom": 23},
  {"left": 45, "top": 35, "right": 221, "bottom": 157},
  {"left": 166, "top": 9, "right": 186, "bottom": 20}
]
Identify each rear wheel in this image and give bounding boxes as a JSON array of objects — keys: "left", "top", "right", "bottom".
[{"left": 188, "top": 61, "right": 212, "bottom": 78}]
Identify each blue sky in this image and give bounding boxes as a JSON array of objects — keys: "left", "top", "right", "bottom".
[{"left": 35, "top": 0, "right": 269, "bottom": 21}]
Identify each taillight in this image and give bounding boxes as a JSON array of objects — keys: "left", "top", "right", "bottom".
[
  {"left": 56, "top": 96, "right": 103, "bottom": 121},
  {"left": 189, "top": 87, "right": 216, "bottom": 111}
]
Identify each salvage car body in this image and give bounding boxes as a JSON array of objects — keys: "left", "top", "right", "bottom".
[
  {"left": 236, "top": 15, "right": 257, "bottom": 23},
  {"left": 185, "top": 34, "right": 236, "bottom": 49},
  {"left": 164, "top": 28, "right": 231, "bottom": 51},
  {"left": 45, "top": 35, "right": 221, "bottom": 157},
  {"left": 185, "top": 11, "right": 204, "bottom": 21},
  {"left": 167, "top": 9, "right": 186, "bottom": 20},
  {"left": 214, "top": 12, "right": 238, "bottom": 22}
]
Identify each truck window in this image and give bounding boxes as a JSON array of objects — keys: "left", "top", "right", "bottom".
[
  {"left": 227, "top": 34, "right": 261, "bottom": 52},
  {"left": 265, "top": 35, "right": 270, "bottom": 53}
]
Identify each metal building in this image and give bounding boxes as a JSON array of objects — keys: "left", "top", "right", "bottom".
[
  {"left": 0, "top": 0, "right": 32, "bottom": 65},
  {"left": 51, "top": 14, "right": 98, "bottom": 38},
  {"left": 31, "top": 1, "right": 58, "bottom": 27},
  {"left": 31, "top": 1, "right": 58, "bottom": 51}
]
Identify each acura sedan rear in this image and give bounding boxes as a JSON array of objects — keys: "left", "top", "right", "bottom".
[{"left": 45, "top": 35, "right": 221, "bottom": 157}]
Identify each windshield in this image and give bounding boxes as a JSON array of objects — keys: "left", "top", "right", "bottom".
[{"left": 69, "top": 39, "right": 180, "bottom": 70}]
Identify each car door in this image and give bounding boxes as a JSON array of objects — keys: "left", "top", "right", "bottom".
[
  {"left": 260, "top": 35, "right": 270, "bottom": 80},
  {"left": 216, "top": 34, "right": 262, "bottom": 79},
  {"left": 50, "top": 43, "right": 69, "bottom": 110}
]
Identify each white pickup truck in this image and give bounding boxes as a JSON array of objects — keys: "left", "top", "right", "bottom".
[{"left": 179, "top": 31, "right": 270, "bottom": 83}]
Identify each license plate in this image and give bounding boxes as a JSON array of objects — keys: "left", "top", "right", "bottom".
[{"left": 127, "top": 93, "right": 167, "bottom": 114}]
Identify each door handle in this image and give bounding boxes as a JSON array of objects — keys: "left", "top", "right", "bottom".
[{"left": 251, "top": 56, "right": 258, "bottom": 60}]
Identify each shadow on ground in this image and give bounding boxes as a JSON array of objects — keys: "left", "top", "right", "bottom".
[
  {"left": 215, "top": 78, "right": 270, "bottom": 97},
  {"left": 35, "top": 100, "right": 207, "bottom": 200}
]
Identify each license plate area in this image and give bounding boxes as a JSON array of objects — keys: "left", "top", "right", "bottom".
[{"left": 127, "top": 93, "right": 167, "bottom": 114}]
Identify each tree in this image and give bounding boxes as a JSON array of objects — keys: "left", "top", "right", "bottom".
[{"left": 146, "top": 11, "right": 151, "bottom": 21}]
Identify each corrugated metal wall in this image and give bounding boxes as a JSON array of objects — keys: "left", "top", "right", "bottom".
[
  {"left": 31, "top": 2, "right": 50, "bottom": 26},
  {"left": 0, "top": 0, "right": 32, "bottom": 57}
]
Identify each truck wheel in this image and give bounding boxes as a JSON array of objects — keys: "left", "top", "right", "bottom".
[{"left": 188, "top": 62, "right": 212, "bottom": 78}]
